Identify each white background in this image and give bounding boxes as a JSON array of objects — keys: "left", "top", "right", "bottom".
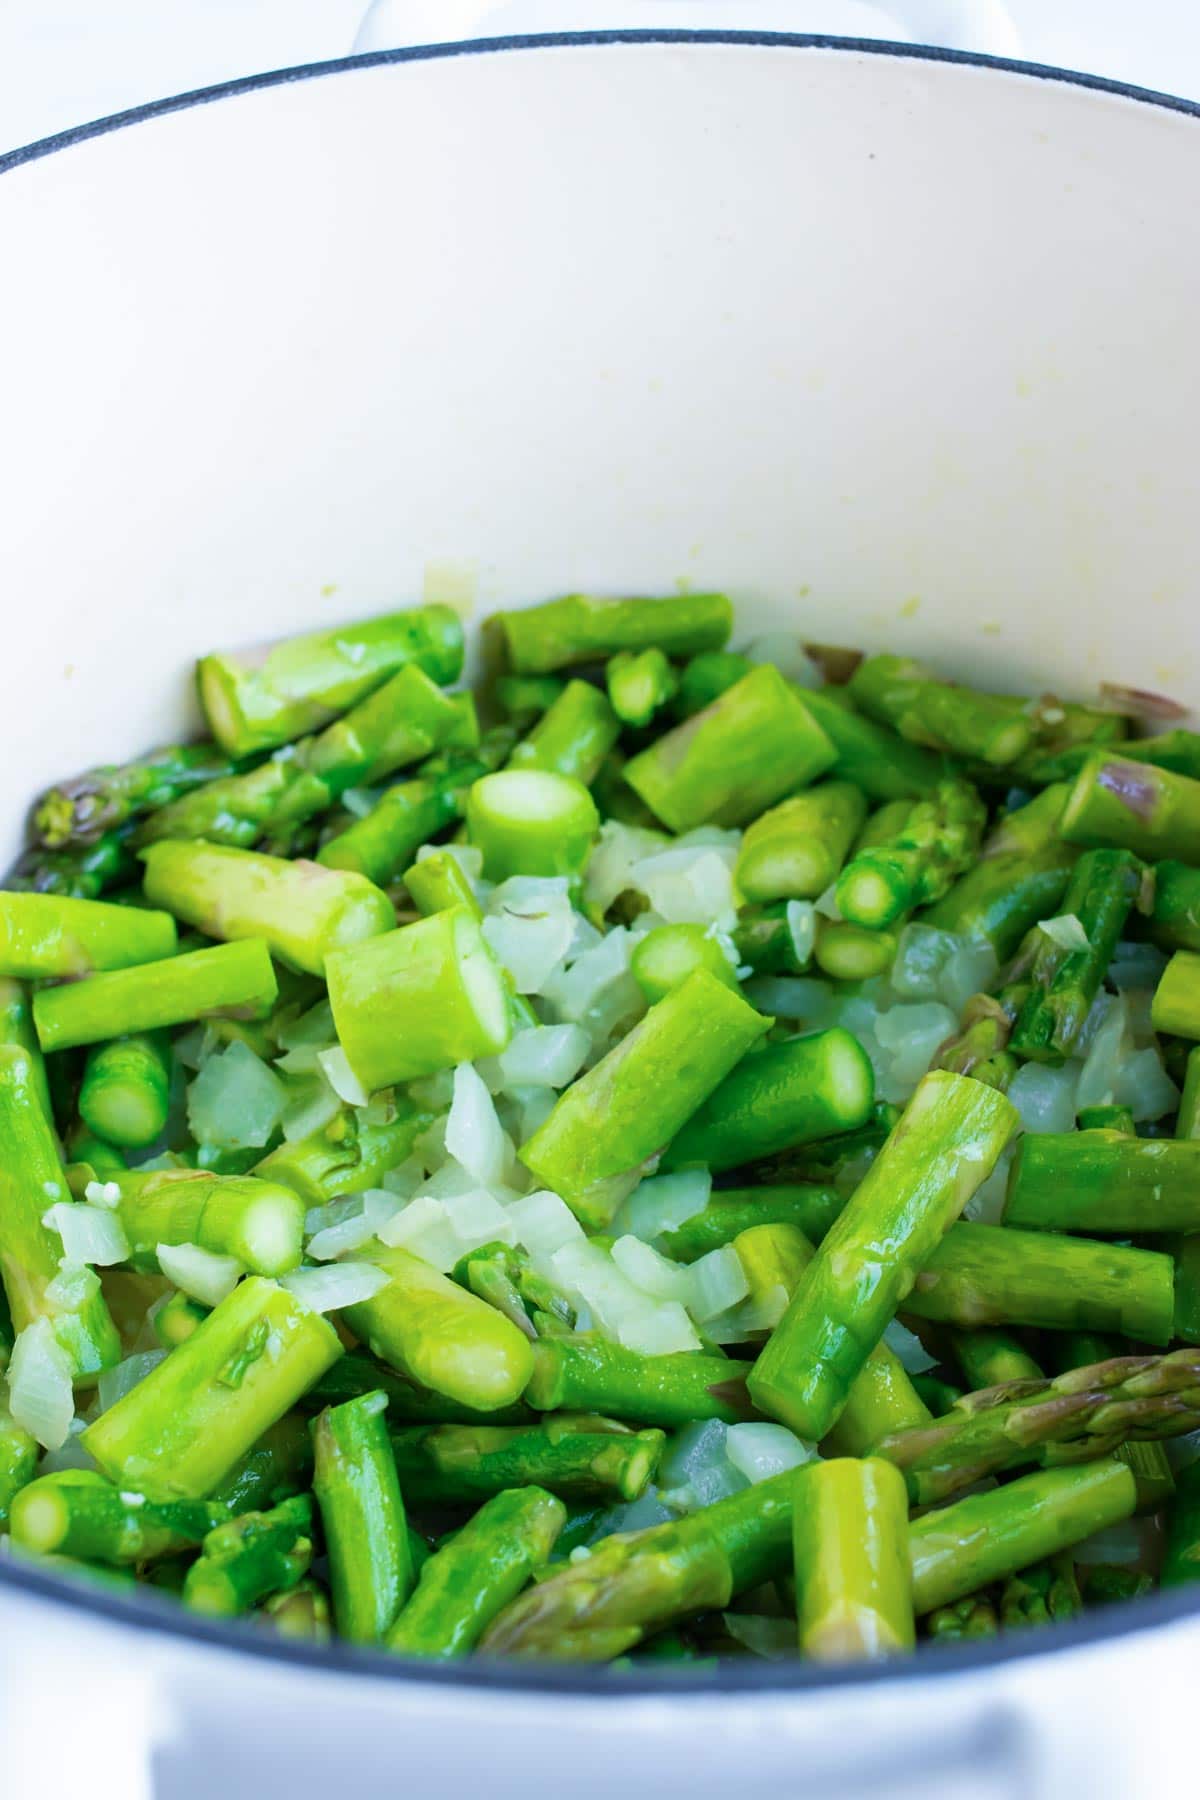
[{"left": 3, "top": 0, "right": 1200, "bottom": 156}]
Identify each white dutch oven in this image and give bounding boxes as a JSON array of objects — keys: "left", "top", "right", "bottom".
[{"left": 1, "top": 28, "right": 1199, "bottom": 1800}]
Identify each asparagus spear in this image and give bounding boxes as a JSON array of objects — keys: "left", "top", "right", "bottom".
[
  {"left": 757, "top": 1104, "right": 901, "bottom": 1188},
  {"left": 903, "top": 1220, "right": 1175, "bottom": 1345},
  {"left": 210, "top": 1412, "right": 314, "bottom": 1514},
  {"left": 197, "top": 604, "right": 464, "bottom": 758},
  {"left": 813, "top": 919, "right": 900, "bottom": 982},
  {"left": 1152, "top": 949, "right": 1200, "bottom": 1039},
  {"left": 925, "top": 1594, "right": 998, "bottom": 1642},
  {"left": 1147, "top": 859, "right": 1200, "bottom": 954},
  {"left": 0, "top": 892, "right": 176, "bottom": 981},
  {"left": 1008, "top": 849, "right": 1143, "bottom": 1062},
  {"left": 659, "top": 1185, "right": 845, "bottom": 1263},
  {"left": 922, "top": 784, "right": 1075, "bottom": 959},
  {"left": 82, "top": 1277, "right": 342, "bottom": 1499},
  {"left": 662, "top": 1029, "right": 875, "bottom": 1175},
  {"left": 6, "top": 831, "right": 138, "bottom": 900},
  {"left": 153, "top": 1289, "right": 209, "bottom": 1349},
  {"left": 747, "top": 1072, "right": 1017, "bottom": 1441},
  {"left": 327, "top": 908, "right": 511, "bottom": 1093},
  {"left": 467, "top": 770, "right": 599, "bottom": 882},
  {"left": 835, "top": 778, "right": 987, "bottom": 931},
  {"left": 675, "top": 651, "right": 754, "bottom": 718},
  {"left": 263, "top": 1578, "right": 333, "bottom": 1642},
  {"left": 629, "top": 923, "right": 740, "bottom": 1005},
  {"left": 10, "top": 1468, "right": 228, "bottom": 1565},
  {"left": 0, "top": 1410, "right": 38, "bottom": 1528},
  {"left": 306, "top": 1352, "right": 532, "bottom": 1426},
  {"left": 1061, "top": 755, "right": 1200, "bottom": 862},
  {"left": 789, "top": 687, "right": 943, "bottom": 802},
  {"left": 0, "top": 977, "right": 53, "bottom": 1120},
  {"left": 494, "top": 674, "right": 566, "bottom": 723},
  {"left": 1076, "top": 1104, "right": 1136, "bottom": 1133},
  {"left": 490, "top": 593, "right": 732, "bottom": 675},
  {"left": 0, "top": 1045, "right": 120, "bottom": 1378},
  {"left": 912, "top": 1375, "right": 964, "bottom": 1416},
  {"left": 735, "top": 782, "right": 867, "bottom": 904},
  {"left": 387, "top": 1486, "right": 566, "bottom": 1658},
  {"left": 1005, "top": 1130, "right": 1200, "bottom": 1234},
  {"left": 390, "top": 1417, "right": 664, "bottom": 1506},
  {"left": 910, "top": 1461, "right": 1136, "bottom": 1615},
  {"left": 874, "top": 1349, "right": 1200, "bottom": 1505},
  {"left": 520, "top": 970, "right": 769, "bottom": 1228},
  {"left": 525, "top": 1334, "right": 748, "bottom": 1428},
  {"left": 184, "top": 1493, "right": 314, "bottom": 1617},
  {"left": 102, "top": 1168, "right": 305, "bottom": 1276},
  {"left": 624, "top": 665, "right": 836, "bottom": 832},
  {"left": 1162, "top": 1461, "right": 1200, "bottom": 1587},
  {"left": 254, "top": 1098, "right": 432, "bottom": 1204},
  {"left": 507, "top": 678, "right": 621, "bottom": 782},
  {"left": 1080, "top": 1564, "right": 1154, "bottom": 1606},
  {"left": 34, "top": 742, "right": 250, "bottom": 849},
  {"left": 606, "top": 650, "right": 678, "bottom": 729},
  {"left": 732, "top": 903, "right": 814, "bottom": 976},
  {"left": 950, "top": 1327, "right": 1042, "bottom": 1390},
  {"left": 313, "top": 1391, "right": 413, "bottom": 1644},
  {"left": 481, "top": 1467, "right": 802, "bottom": 1660},
  {"left": 999, "top": 1555, "right": 1081, "bottom": 1630},
  {"left": 33, "top": 938, "right": 278, "bottom": 1053},
  {"left": 793, "top": 1458, "right": 914, "bottom": 1660},
  {"left": 316, "top": 762, "right": 479, "bottom": 884},
  {"left": 78, "top": 1032, "right": 171, "bottom": 1149},
  {"left": 141, "top": 841, "right": 393, "bottom": 978},
  {"left": 403, "top": 847, "right": 482, "bottom": 921},
  {"left": 345, "top": 1244, "right": 533, "bottom": 1413}
]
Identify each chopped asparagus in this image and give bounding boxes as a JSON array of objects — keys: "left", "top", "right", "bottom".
[
  {"left": 793, "top": 1458, "right": 914, "bottom": 1659},
  {"left": 33, "top": 938, "right": 278, "bottom": 1052},
  {"left": 313, "top": 1391, "right": 413, "bottom": 1644},
  {"left": 491, "top": 593, "right": 732, "bottom": 675}
]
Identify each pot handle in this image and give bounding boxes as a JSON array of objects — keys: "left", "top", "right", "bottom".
[{"left": 352, "top": 2, "right": 1022, "bottom": 59}]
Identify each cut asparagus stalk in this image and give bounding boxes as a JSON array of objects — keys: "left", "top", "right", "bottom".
[
  {"left": 10, "top": 1468, "right": 227, "bottom": 1565},
  {"left": 793, "top": 1457, "right": 914, "bottom": 1659},
  {"left": 732, "top": 903, "right": 814, "bottom": 976},
  {"left": 104, "top": 1168, "right": 305, "bottom": 1276},
  {"left": 659, "top": 1184, "right": 845, "bottom": 1262},
  {"left": 209, "top": 1412, "right": 314, "bottom": 1515},
  {"left": 662, "top": 1028, "right": 875, "bottom": 1175},
  {"left": 263, "top": 1578, "right": 333, "bottom": 1642},
  {"left": 316, "top": 763, "right": 477, "bottom": 884},
  {"left": 813, "top": 919, "right": 900, "bottom": 982},
  {"left": 78, "top": 1032, "right": 171, "bottom": 1149},
  {"left": 306, "top": 1352, "right": 532, "bottom": 1426},
  {"left": 606, "top": 649, "right": 679, "bottom": 729},
  {"left": 494, "top": 674, "right": 567, "bottom": 723},
  {"left": 197, "top": 604, "right": 464, "bottom": 758},
  {"left": 34, "top": 741, "right": 249, "bottom": 849},
  {"left": 675, "top": 650, "right": 754, "bottom": 718},
  {"left": 747, "top": 1071, "right": 1018, "bottom": 1441},
  {"left": 253, "top": 1098, "right": 432, "bottom": 1204},
  {"left": 387, "top": 1486, "right": 566, "bottom": 1658},
  {"left": 313, "top": 1391, "right": 413, "bottom": 1644},
  {"left": 153, "top": 1289, "right": 209, "bottom": 1349},
  {"left": 1008, "top": 849, "right": 1143, "bottom": 1062},
  {"left": 525, "top": 1335, "right": 748, "bottom": 1427},
  {"left": 389, "top": 1417, "right": 664, "bottom": 1506},
  {"left": 1006, "top": 1130, "right": 1200, "bottom": 1234},
  {"left": 735, "top": 781, "right": 868, "bottom": 905},
  {"left": 520, "top": 970, "right": 769, "bottom": 1228},
  {"left": 491, "top": 592, "right": 732, "bottom": 675},
  {"left": 466, "top": 769, "right": 599, "bottom": 882},
  {"left": 0, "top": 892, "right": 176, "bottom": 980},
  {"left": 624, "top": 664, "right": 836, "bottom": 833},
  {"left": 0, "top": 1410, "right": 38, "bottom": 1529},
  {"left": 183, "top": 1493, "right": 314, "bottom": 1617},
  {"left": 789, "top": 687, "right": 942, "bottom": 801},
  {"left": 6, "top": 830, "right": 138, "bottom": 900},
  {"left": 326, "top": 908, "right": 511, "bottom": 1093},
  {"left": 1061, "top": 754, "right": 1200, "bottom": 862},
  {"left": 1152, "top": 949, "right": 1200, "bottom": 1039},
  {"left": 0, "top": 1046, "right": 120, "bottom": 1378},
  {"left": 402, "top": 848, "right": 482, "bottom": 921},
  {"left": 629, "top": 922, "right": 741, "bottom": 1004},
  {"left": 904, "top": 1220, "right": 1175, "bottom": 1345},
  {"left": 950, "top": 1327, "right": 1042, "bottom": 1390},
  {"left": 1147, "top": 858, "right": 1200, "bottom": 954},
  {"left": 1162, "top": 1461, "right": 1200, "bottom": 1588},
  {"left": 141, "top": 841, "right": 393, "bottom": 977},
  {"left": 507, "top": 678, "right": 621, "bottom": 783},
  {"left": 0, "top": 978, "right": 53, "bottom": 1121},
  {"left": 81, "top": 1277, "right": 342, "bottom": 1499},
  {"left": 33, "top": 938, "right": 278, "bottom": 1053},
  {"left": 922, "top": 784, "right": 1075, "bottom": 959},
  {"left": 835, "top": 779, "right": 987, "bottom": 931}
]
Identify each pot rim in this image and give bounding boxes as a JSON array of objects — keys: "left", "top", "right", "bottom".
[{"left": 2, "top": 27, "right": 1198, "bottom": 1692}]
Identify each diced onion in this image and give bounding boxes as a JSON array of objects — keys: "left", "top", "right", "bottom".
[
  {"left": 725, "top": 1422, "right": 816, "bottom": 1482},
  {"left": 785, "top": 900, "right": 817, "bottom": 970},
  {"left": 187, "top": 1039, "right": 286, "bottom": 1151},
  {"left": 541, "top": 928, "right": 645, "bottom": 1042},
  {"left": 381, "top": 1158, "right": 425, "bottom": 1200},
  {"left": 611, "top": 1236, "right": 692, "bottom": 1304},
  {"left": 44, "top": 1263, "right": 101, "bottom": 1311},
  {"left": 1075, "top": 993, "right": 1129, "bottom": 1111},
  {"left": 1039, "top": 913, "right": 1090, "bottom": 952},
  {"left": 317, "top": 1045, "right": 371, "bottom": 1108},
  {"left": 1113, "top": 1046, "right": 1180, "bottom": 1123},
  {"left": 445, "top": 1062, "right": 509, "bottom": 1187},
  {"left": 484, "top": 1024, "right": 590, "bottom": 1093},
  {"left": 628, "top": 843, "right": 739, "bottom": 931},
  {"left": 550, "top": 1241, "right": 700, "bottom": 1354},
  {"left": 275, "top": 1000, "right": 336, "bottom": 1052},
  {"left": 963, "top": 1145, "right": 1015, "bottom": 1225},
  {"left": 584, "top": 821, "right": 669, "bottom": 917},
  {"left": 376, "top": 1195, "right": 461, "bottom": 1272},
  {"left": 1007, "top": 1062, "right": 1080, "bottom": 1135},
  {"left": 657, "top": 1419, "right": 746, "bottom": 1511},
  {"left": 874, "top": 1003, "right": 959, "bottom": 1103},
  {"left": 8, "top": 1318, "right": 75, "bottom": 1450},
  {"left": 505, "top": 1190, "right": 585, "bottom": 1260},
  {"left": 279, "top": 1261, "right": 388, "bottom": 1313},
  {"left": 441, "top": 1188, "right": 518, "bottom": 1257},
  {"left": 97, "top": 1351, "right": 167, "bottom": 1414},
  {"left": 686, "top": 1246, "right": 750, "bottom": 1322},
  {"left": 482, "top": 877, "right": 577, "bottom": 994},
  {"left": 614, "top": 1169, "right": 712, "bottom": 1243},
  {"left": 156, "top": 1242, "right": 243, "bottom": 1307},
  {"left": 82, "top": 1180, "right": 122, "bottom": 1211},
  {"left": 1109, "top": 941, "right": 1170, "bottom": 994},
  {"left": 278, "top": 1069, "right": 342, "bottom": 1144},
  {"left": 306, "top": 1190, "right": 400, "bottom": 1261},
  {"left": 882, "top": 1319, "right": 937, "bottom": 1373},
  {"left": 721, "top": 1614, "right": 795, "bottom": 1660},
  {"left": 42, "top": 1202, "right": 129, "bottom": 1268},
  {"left": 891, "top": 923, "right": 957, "bottom": 1000}
]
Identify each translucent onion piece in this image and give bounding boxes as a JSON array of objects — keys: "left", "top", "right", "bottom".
[
  {"left": 8, "top": 1319, "right": 75, "bottom": 1450},
  {"left": 156, "top": 1242, "right": 243, "bottom": 1308},
  {"left": 279, "top": 1261, "right": 388, "bottom": 1313}
]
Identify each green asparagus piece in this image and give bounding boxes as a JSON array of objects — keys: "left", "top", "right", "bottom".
[
  {"left": 835, "top": 778, "right": 986, "bottom": 931},
  {"left": 10, "top": 1468, "right": 228, "bottom": 1565},
  {"left": 1081, "top": 1564, "right": 1154, "bottom": 1606},
  {"left": 875, "top": 1349, "right": 1200, "bottom": 1506},
  {"left": 507, "top": 678, "right": 621, "bottom": 783},
  {"left": 327, "top": 908, "right": 510, "bottom": 1093},
  {"left": 674, "top": 651, "right": 754, "bottom": 718},
  {"left": 78, "top": 1032, "right": 171, "bottom": 1149},
  {"left": 141, "top": 841, "right": 393, "bottom": 978},
  {"left": 758, "top": 1104, "right": 902, "bottom": 1189},
  {"left": 735, "top": 782, "right": 867, "bottom": 905},
  {"left": 992, "top": 703, "right": 1129, "bottom": 787},
  {"left": 1006, "top": 1130, "right": 1200, "bottom": 1234},
  {"left": 1162, "top": 1461, "right": 1200, "bottom": 1587},
  {"left": 1061, "top": 755, "right": 1200, "bottom": 862},
  {"left": 481, "top": 1467, "right": 802, "bottom": 1660},
  {"left": 388, "top": 1486, "right": 566, "bottom": 1658},
  {"left": 184, "top": 1493, "right": 314, "bottom": 1617},
  {"left": 660, "top": 1185, "right": 845, "bottom": 1262},
  {"left": 64, "top": 1125, "right": 127, "bottom": 1181},
  {"left": 403, "top": 848, "right": 482, "bottom": 921},
  {"left": 0, "top": 1045, "right": 120, "bottom": 1377},
  {"left": 313, "top": 1391, "right": 413, "bottom": 1644},
  {"left": 390, "top": 1417, "right": 664, "bottom": 1506},
  {"left": 263, "top": 1578, "right": 333, "bottom": 1641},
  {"left": 305, "top": 1352, "right": 532, "bottom": 1426},
  {"left": 153, "top": 1288, "right": 209, "bottom": 1349},
  {"left": 847, "top": 654, "right": 1037, "bottom": 768},
  {"left": 1008, "top": 849, "right": 1143, "bottom": 1062},
  {"left": 491, "top": 593, "right": 732, "bottom": 675},
  {"left": 210, "top": 1412, "right": 314, "bottom": 1514},
  {"left": 525, "top": 1334, "right": 748, "bottom": 1427},
  {"left": 0, "top": 892, "right": 176, "bottom": 981},
  {"left": 345, "top": 1244, "right": 533, "bottom": 1413},
  {"left": 925, "top": 1594, "right": 999, "bottom": 1641},
  {"left": 7, "top": 832, "right": 139, "bottom": 900},
  {"left": 789, "top": 687, "right": 943, "bottom": 802},
  {"left": 1082, "top": 728, "right": 1200, "bottom": 782},
  {"left": 813, "top": 919, "right": 900, "bottom": 982},
  {"left": 1049, "top": 1332, "right": 1121, "bottom": 1372},
  {"left": 1147, "top": 859, "right": 1200, "bottom": 954},
  {"left": 624, "top": 665, "right": 836, "bottom": 833},
  {"left": 0, "top": 977, "right": 53, "bottom": 1121},
  {"left": 0, "top": 1409, "right": 38, "bottom": 1528},
  {"left": 82, "top": 1277, "right": 342, "bottom": 1499},
  {"left": 316, "top": 762, "right": 479, "bottom": 884},
  {"left": 748, "top": 1072, "right": 1017, "bottom": 1442},
  {"left": 1077, "top": 1104, "right": 1136, "bottom": 1133},
  {"left": 135, "top": 758, "right": 332, "bottom": 854},
  {"left": 911, "top": 1375, "right": 964, "bottom": 1416},
  {"left": 458, "top": 1239, "right": 575, "bottom": 1335},
  {"left": 1152, "top": 950, "right": 1200, "bottom": 1039},
  {"left": 904, "top": 1220, "right": 1175, "bottom": 1345},
  {"left": 922, "top": 785, "right": 1075, "bottom": 959},
  {"left": 33, "top": 938, "right": 278, "bottom": 1052},
  {"left": 1115, "top": 1437, "right": 1175, "bottom": 1513},
  {"left": 793, "top": 1458, "right": 914, "bottom": 1660},
  {"left": 999, "top": 1555, "right": 1082, "bottom": 1630},
  {"left": 910, "top": 1461, "right": 1137, "bottom": 1615},
  {"left": 950, "top": 1328, "right": 1042, "bottom": 1390},
  {"left": 35, "top": 741, "right": 249, "bottom": 849},
  {"left": 629, "top": 923, "right": 740, "bottom": 1004},
  {"left": 662, "top": 1029, "right": 875, "bottom": 1175},
  {"left": 197, "top": 605, "right": 464, "bottom": 758},
  {"left": 521, "top": 970, "right": 769, "bottom": 1227},
  {"left": 494, "top": 674, "right": 566, "bottom": 723},
  {"left": 731, "top": 903, "right": 814, "bottom": 976},
  {"left": 605, "top": 649, "right": 679, "bottom": 729},
  {"left": 254, "top": 1098, "right": 432, "bottom": 1204},
  {"left": 103, "top": 1168, "right": 305, "bottom": 1277},
  {"left": 467, "top": 769, "right": 599, "bottom": 882}
]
